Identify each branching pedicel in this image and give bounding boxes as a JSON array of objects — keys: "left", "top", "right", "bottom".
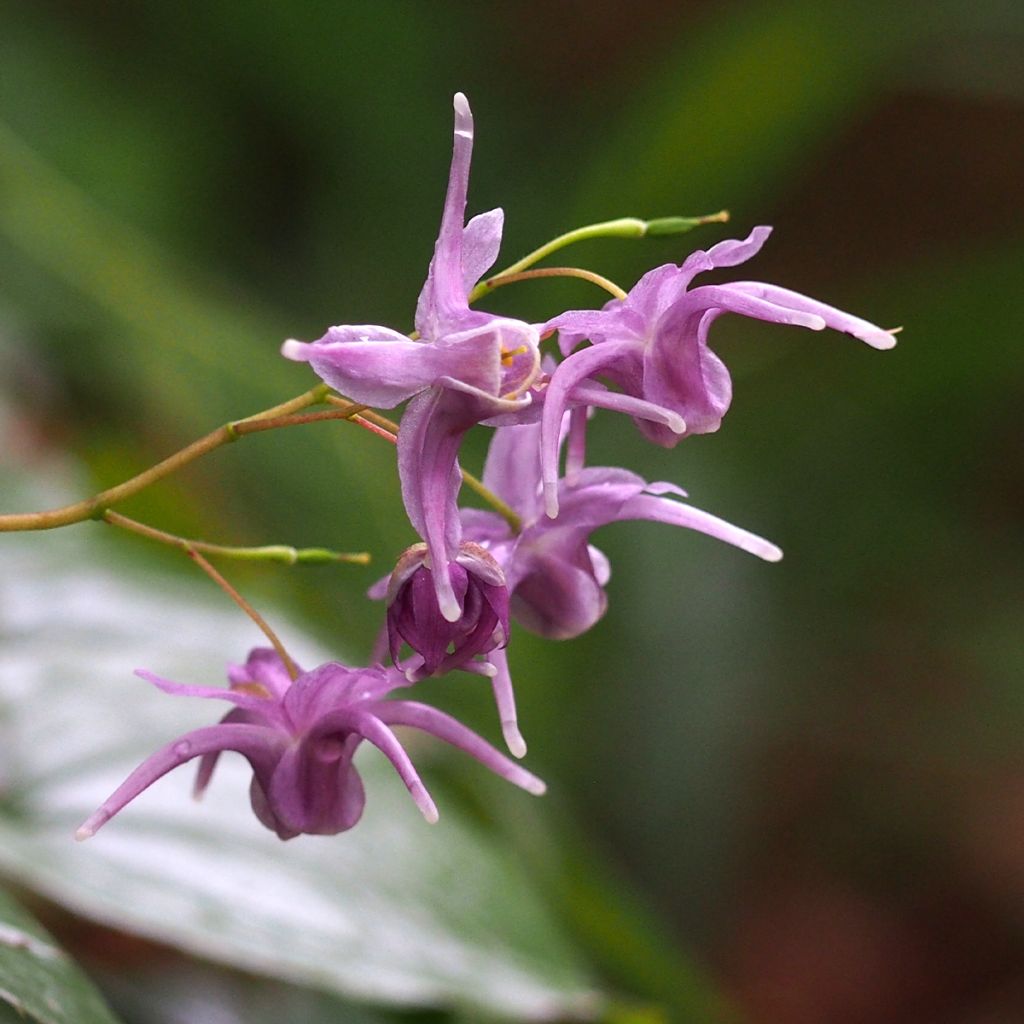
[{"left": 0, "top": 93, "right": 895, "bottom": 840}]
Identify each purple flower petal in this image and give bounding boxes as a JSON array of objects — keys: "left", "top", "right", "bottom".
[
  {"left": 372, "top": 700, "right": 545, "bottom": 796},
  {"left": 461, "top": 208, "right": 505, "bottom": 294},
  {"left": 281, "top": 325, "right": 499, "bottom": 408},
  {"left": 76, "top": 723, "right": 286, "bottom": 840}
]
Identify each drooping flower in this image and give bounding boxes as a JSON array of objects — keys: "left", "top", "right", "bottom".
[
  {"left": 461, "top": 419, "right": 783, "bottom": 641},
  {"left": 385, "top": 541, "right": 509, "bottom": 681},
  {"left": 282, "top": 93, "right": 540, "bottom": 618},
  {"left": 539, "top": 226, "right": 896, "bottom": 516},
  {"left": 76, "top": 648, "right": 545, "bottom": 842},
  {"left": 368, "top": 543, "right": 525, "bottom": 757}
]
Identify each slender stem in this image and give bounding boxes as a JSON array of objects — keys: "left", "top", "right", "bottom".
[
  {"left": 483, "top": 266, "right": 628, "bottom": 301},
  {"left": 459, "top": 472, "right": 521, "bottom": 532},
  {"left": 0, "top": 386, "right": 356, "bottom": 532},
  {"left": 323, "top": 397, "right": 522, "bottom": 533},
  {"left": 186, "top": 547, "right": 301, "bottom": 681},
  {"left": 467, "top": 210, "right": 729, "bottom": 304},
  {"left": 323, "top": 395, "right": 401, "bottom": 443},
  {"left": 103, "top": 510, "right": 369, "bottom": 565}
]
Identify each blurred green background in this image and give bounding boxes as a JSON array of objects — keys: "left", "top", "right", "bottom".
[{"left": 1, "top": 1, "right": 1023, "bottom": 1021}]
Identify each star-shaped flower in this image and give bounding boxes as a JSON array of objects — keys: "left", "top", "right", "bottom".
[
  {"left": 462, "top": 418, "right": 782, "bottom": 640},
  {"left": 283, "top": 93, "right": 540, "bottom": 618},
  {"left": 77, "top": 648, "right": 545, "bottom": 841},
  {"left": 539, "top": 226, "right": 896, "bottom": 516}
]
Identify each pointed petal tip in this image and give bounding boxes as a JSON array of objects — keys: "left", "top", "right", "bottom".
[
  {"left": 280, "top": 338, "right": 309, "bottom": 362},
  {"left": 524, "top": 775, "right": 547, "bottom": 797},
  {"left": 439, "top": 595, "right": 462, "bottom": 624},
  {"left": 452, "top": 93, "right": 473, "bottom": 138},
  {"left": 409, "top": 778, "right": 440, "bottom": 823},
  {"left": 503, "top": 721, "right": 527, "bottom": 759},
  {"left": 543, "top": 482, "right": 560, "bottom": 519},
  {"left": 866, "top": 329, "right": 899, "bottom": 351},
  {"left": 74, "top": 812, "right": 105, "bottom": 841}
]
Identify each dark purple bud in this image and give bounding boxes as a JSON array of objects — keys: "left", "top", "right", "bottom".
[{"left": 386, "top": 542, "right": 510, "bottom": 680}]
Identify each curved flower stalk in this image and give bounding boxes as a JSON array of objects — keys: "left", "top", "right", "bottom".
[
  {"left": 461, "top": 419, "right": 783, "bottom": 640},
  {"left": 282, "top": 93, "right": 540, "bottom": 617},
  {"left": 76, "top": 648, "right": 545, "bottom": 842},
  {"left": 539, "top": 226, "right": 897, "bottom": 517}
]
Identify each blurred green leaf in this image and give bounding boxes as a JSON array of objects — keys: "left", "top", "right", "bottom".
[
  {"left": 0, "top": 457, "right": 599, "bottom": 1021},
  {"left": 99, "top": 962, "right": 390, "bottom": 1024},
  {"left": 574, "top": 1, "right": 910, "bottom": 225},
  {"left": 0, "top": 887, "right": 121, "bottom": 1024}
]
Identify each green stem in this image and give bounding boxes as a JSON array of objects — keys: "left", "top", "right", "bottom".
[
  {"left": 185, "top": 546, "right": 301, "bottom": 680},
  {"left": 103, "top": 510, "right": 369, "bottom": 566},
  {"left": 467, "top": 210, "right": 729, "bottom": 303},
  {"left": 483, "top": 266, "right": 628, "bottom": 301},
  {"left": 0, "top": 386, "right": 360, "bottom": 532},
  {"left": 324, "top": 398, "right": 523, "bottom": 534}
]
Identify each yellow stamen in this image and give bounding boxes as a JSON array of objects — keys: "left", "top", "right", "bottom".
[
  {"left": 500, "top": 344, "right": 530, "bottom": 366},
  {"left": 231, "top": 682, "right": 273, "bottom": 699}
]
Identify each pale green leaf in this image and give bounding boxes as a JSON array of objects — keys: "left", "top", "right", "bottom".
[{"left": 0, "top": 459, "right": 599, "bottom": 1021}]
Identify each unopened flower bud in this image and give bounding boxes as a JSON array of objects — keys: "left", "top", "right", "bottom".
[{"left": 386, "top": 542, "right": 510, "bottom": 680}]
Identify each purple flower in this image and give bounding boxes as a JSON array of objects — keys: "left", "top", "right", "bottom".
[
  {"left": 282, "top": 93, "right": 540, "bottom": 617},
  {"left": 368, "top": 544, "right": 525, "bottom": 758},
  {"left": 76, "top": 648, "right": 545, "bottom": 842},
  {"left": 461, "top": 419, "right": 783, "bottom": 640},
  {"left": 539, "top": 226, "right": 896, "bottom": 516},
  {"left": 386, "top": 541, "right": 509, "bottom": 682}
]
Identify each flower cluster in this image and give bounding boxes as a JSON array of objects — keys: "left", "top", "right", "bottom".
[{"left": 80, "top": 93, "right": 892, "bottom": 841}]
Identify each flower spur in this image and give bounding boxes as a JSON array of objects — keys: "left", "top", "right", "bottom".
[{"left": 76, "top": 648, "right": 545, "bottom": 841}]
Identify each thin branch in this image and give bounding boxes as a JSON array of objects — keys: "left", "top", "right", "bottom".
[
  {"left": 186, "top": 547, "right": 301, "bottom": 681},
  {"left": 324, "top": 397, "right": 522, "bottom": 532},
  {"left": 103, "top": 510, "right": 369, "bottom": 565},
  {"left": 0, "top": 385, "right": 350, "bottom": 532},
  {"left": 483, "top": 266, "right": 628, "bottom": 301}
]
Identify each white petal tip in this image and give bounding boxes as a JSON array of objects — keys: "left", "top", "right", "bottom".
[
  {"left": 503, "top": 723, "right": 528, "bottom": 759},
  {"left": 804, "top": 314, "right": 828, "bottom": 331},
  {"left": 478, "top": 662, "right": 498, "bottom": 678},
  {"left": 543, "top": 482, "right": 560, "bottom": 519},
  {"left": 439, "top": 597, "right": 462, "bottom": 624},
  {"left": 423, "top": 805, "right": 440, "bottom": 825},
  {"left": 453, "top": 92, "right": 470, "bottom": 116},
  {"left": 74, "top": 825, "right": 95, "bottom": 842},
  {"left": 524, "top": 777, "right": 547, "bottom": 797},
  {"left": 865, "top": 330, "right": 898, "bottom": 350},
  {"left": 280, "top": 339, "right": 308, "bottom": 361},
  {"left": 668, "top": 414, "right": 687, "bottom": 434},
  {"left": 762, "top": 545, "right": 784, "bottom": 563}
]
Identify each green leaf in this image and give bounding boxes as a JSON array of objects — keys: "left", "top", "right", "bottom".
[
  {"left": 0, "top": 886, "right": 121, "bottom": 1024},
  {"left": 0, "top": 462, "right": 599, "bottom": 1021}
]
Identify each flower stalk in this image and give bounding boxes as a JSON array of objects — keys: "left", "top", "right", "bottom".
[
  {"left": 185, "top": 547, "right": 301, "bottom": 680},
  {"left": 103, "top": 510, "right": 369, "bottom": 565},
  {"left": 467, "top": 210, "right": 729, "bottom": 304},
  {"left": 483, "top": 266, "right": 628, "bottom": 301}
]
